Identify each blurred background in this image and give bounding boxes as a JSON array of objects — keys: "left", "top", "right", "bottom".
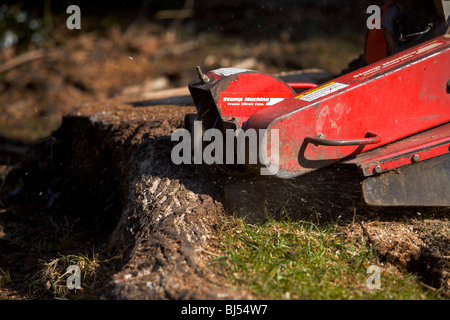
[{"left": 0, "top": 0, "right": 379, "bottom": 160}]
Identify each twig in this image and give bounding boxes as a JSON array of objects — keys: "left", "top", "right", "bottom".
[
  {"left": 200, "top": 248, "right": 222, "bottom": 257},
  {"left": 353, "top": 208, "right": 374, "bottom": 245},
  {"left": 359, "top": 220, "right": 374, "bottom": 245},
  {"left": 153, "top": 36, "right": 209, "bottom": 58},
  {"left": 168, "top": 0, "right": 195, "bottom": 31},
  {"left": 0, "top": 49, "right": 45, "bottom": 74},
  {"left": 421, "top": 282, "right": 437, "bottom": 292}
]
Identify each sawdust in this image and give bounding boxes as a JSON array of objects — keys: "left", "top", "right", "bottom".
[{"left": 340, "top": 218, "right": 450, "bottom": 296}]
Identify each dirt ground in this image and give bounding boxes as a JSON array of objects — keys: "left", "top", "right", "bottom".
[
  {"left": 0, "top": 1, "right": 448, "bottom": 299},
  {"left": 0, "top": 0, "right": 371, "bottom": 144}
]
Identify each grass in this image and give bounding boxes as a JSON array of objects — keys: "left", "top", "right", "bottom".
[
  {"left": 0, "top": 161, "right": 10, "bottom": 181},
  {"left": 211, "top": 216, "right": 438, "bottom": 300},
  {"left": 0, "top": 267, "right": 11, "bottom": 286},
  {"left": 31, "top": 251, "right": 118, "bottom": 299}
]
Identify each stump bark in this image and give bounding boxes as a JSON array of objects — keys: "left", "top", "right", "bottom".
[
  {"left": 0, "top": 91, "right": 252, "bottom": 299},
  {"left": 71, "top": 97, "right": 251, "bottom": 299}
]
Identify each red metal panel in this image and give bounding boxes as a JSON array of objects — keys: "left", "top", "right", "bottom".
[
  {"left": 213, "top": 72, "right": 295, "bottom": 124},
  {"left": 343, "top": 122, "right": 450, "bottom": 176},
  {"left": 244, "top": 35, "right": 450, "bottom": 178}
]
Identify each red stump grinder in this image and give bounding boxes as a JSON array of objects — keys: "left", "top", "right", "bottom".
[{"left": 185, "top": 0, "right": 450, "bottom": 209}]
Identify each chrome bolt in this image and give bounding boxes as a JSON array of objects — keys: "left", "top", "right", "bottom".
[
  {"left": 373, "top": 165, "right": 382, "bottom": 174},
  {"left": 315, "top": 132, "right": 325, "bottom": 139},
  {"left": 412, "top": 154, "right": 420, "bottom": 163}
]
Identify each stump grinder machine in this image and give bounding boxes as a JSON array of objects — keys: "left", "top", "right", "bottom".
[{"left": 185, "top": 0, "right": 450, "bottom": 207}]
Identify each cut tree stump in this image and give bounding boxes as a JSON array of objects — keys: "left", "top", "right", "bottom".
[
  {"left": 0, "top": 71, "right": 335, "bottom": 299},
  {"left": 3, "top": 71, "right": 446, "bottom": 299},
  {"left": 0, "top": 91, "right": 251, "bottom": 299},
  {"left": 67, "top": 97, "right": 250, "bottom": 299}
]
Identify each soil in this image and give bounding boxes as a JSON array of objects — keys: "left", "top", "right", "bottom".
[{"left": 0, "top": 1, "right": 448, "bottom": 299}]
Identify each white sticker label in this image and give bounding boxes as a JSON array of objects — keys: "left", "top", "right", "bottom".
[
  {"left": 266, "top": 98, "right": 285, "bottom": 105},
  {"left": 212, "top": 68, "right": 250, "bottom": 77},
  {"left": 296, "top": 82, "right": 349, "bottom": 102},
  {"left": 219, "top": 94, "right": 288, "bottom": 108},
  {"left": 416, "top": 42, "right": 443, "bottom": 54},
  {"left": 353, "top": 41, "right": 443, "bottom": 79}
]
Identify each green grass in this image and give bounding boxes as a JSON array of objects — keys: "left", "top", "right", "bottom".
[
  {"left": 0, "top": 267, "right": 11, "bottom": 286},
  {"left": 211, "top": 217, "right": 437, "bottom": 300},
  {"left": 0, "top": 161, "right": 10, "bottom": 181}
]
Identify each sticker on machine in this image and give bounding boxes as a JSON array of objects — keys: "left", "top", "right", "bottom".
[
  {"left": 212, "top": 68, "right": 250, "bottom": 77},
  {"left": 295, "top": 82, "right": 349, "bottom": 102},
  {"left": 219, "top": 93, "right": 289, "bottom": 107},
  {"left": 218, "top": 92, "right": 292, "bottom": 117}
]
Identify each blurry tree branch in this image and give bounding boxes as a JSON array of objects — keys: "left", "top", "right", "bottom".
[
  {"left": 0, "top": 49, "right": 63, "bottom": 74},
  {"left": 0, "top": 49, "right": 45, "bottom": 74}
]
